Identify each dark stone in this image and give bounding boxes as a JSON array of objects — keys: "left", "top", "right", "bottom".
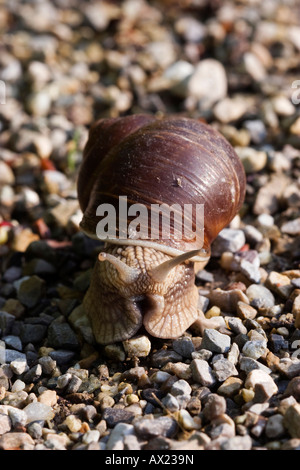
[
  {"left": 49, "top": 349, "right": 76, "bottom": 365},
  {"left": 0, "top": 368, "right": 10, "bottom": 390}
]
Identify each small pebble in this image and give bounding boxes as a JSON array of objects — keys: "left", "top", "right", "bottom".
[
  {"left": 134, "top": 416, "right": 178, "bottom": 439},
  {"left": 16, "top": 276, "right": 45, "bottom": 308},
  {"left": 11, "top": 379, "right": 25, "bottom": 392},
  {"left": 0, "top": 432, "right": 35, "bottom": 450},
  {"left": 246, "top": 284, "right": 275, "bottom": 309},
  {"left": 178, "top": 409, "right": 200, "bottom": 431},
  {"left": 203, "top": 394, "right": 226, "bottom": 421},
  {"left": 106, "top": 423, "right": 135, "bottom": 451},
  {"left": 200, "top": 329, "right": 231, "bottom": 354},
  {"left": 212, "top": 357, "right": 238, "bottom": 382},
  {"left": 64, "top": 415, "right": 82, "bottom": 433},
  {"left": 161, "top": 393, "right": 180, "bottom": 412},
  {"left": 23, "top": 402, "right": 54, "bottom": 424},
  {"left": 245, "top": 369, "right": 278, "bottom": 399},
  {"left": 235, "top": 147, "right": 267, "bottom": 173},
  {"left": 265, "top": 271, "right": 293, "bottom": 298},
  {"left": 172, "top": 336, "right": 195, "bottom": 358},
  {"left": 265, "top": 414, "right": 285, "bottom": 438},
  {"left": 211, "top": 229, "right": 246, "bottom": 257},
  {"left": 221, "top": 434, "right": 252, "bottom": 450},
  {"left": 284, "top": 404, "right": 300, "bottom": 439},
  {"left": 190, "top": 359, "right": 216, "bottom": 387},
  {"left": 217, "top": 377, "right": 243, "bottom": 398},
  {"left": 82, "top": 430, "right": 100, "bottom": 444},
  {"left": 242, "top": 340, "right": 268, "bottom": 360},
  {"left": 123, "top": 335, "right": 151, "bottom": 358}
]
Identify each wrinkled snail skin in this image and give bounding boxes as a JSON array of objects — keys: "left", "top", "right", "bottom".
[{"left": 78, "top": 114, "right": 246, "bottom": 345}]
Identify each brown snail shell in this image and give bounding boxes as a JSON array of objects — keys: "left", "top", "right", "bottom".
[{"left": 78, "top": 114, "right": 246, "bottom": 344}]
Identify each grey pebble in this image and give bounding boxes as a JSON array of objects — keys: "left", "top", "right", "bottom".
[
  {"left": 172, "top": 337, "right": 195, "bottom": 358},
  {"left": 197, "top": 295, "right": 210, "bottom": 313},
  {"left": 203, "top": 393, "right": 226, "bottom": 421},
  {"left": 170, "top": 379, "right": 191, "bottom": 408},
  {"left": 123, "top": 434, "right": 142, "bottom": 451},
  {"left": 239, "top": 356, "right": 271, "bottom": 374},
  {"left": 211, "top": 228, "right": 246, "bottom": 257},
  {"left": 265, "top": 414, "right": 285, "bottom": 438},
  {"left": 0, "top": 311, "right": 15, "bottom": 336},
  {"left": 4, "top": 349, "right": 27, "bottom": 364},
  {"left": 47, "top": 320, "right": 79, "bottom": 350},
  {"left": 24, "top": 259, "right": 56, "bottom": 276},
  {"left": 134, "top": 416, "right": 178, "bottom": 439},
  {"left": 57, "top": 372, "right": 72, "bottom": 389},
  {"left": 242, "top": 339, "right": 267, "bottom": 360},
  {"left": 19, "top": 323, "right": 47, "bottom": 344},
  {"left": 292, "top": 278, "right": 300, "bottom": 289},
  {"left": 191, "top": 349, "right": 213, "bottom": 361},
  {"left": 243, "top": 119, "right": 267, "bottom": 145},
  {"left": 243, "top": 225, "right": 263, "bottom": 245},
  {"left": 190, "top": 359, "right": 216, "bottom": 387},
  {"left": 38, "top": 356, "right": 56, "bottom": 375},
  {"left": 212, "top": 357, "right": 239, "bottom": 382},
  {"left": 2, "top": 335, "right": 22, "bottom": 351},
  {"left": 170, "top": 379, "right": 192, "bottom": 397},
  {"left": 102, "top": 408, "right": 135, "bottom": 428},
  {"left": 227, "top": 317, "right": 248, "bottom": 335},
  {"left": 23, "top": 364, "right": 42, "bottom": 383},
  {"left": 8, "top": 407, "right": 27, "bottom": 427},
  {"left": 2, "top": 266, "right": 22, "bottom": 283},
  {"left": 200, "top": 329, "right": 231, "bottom": 354}
]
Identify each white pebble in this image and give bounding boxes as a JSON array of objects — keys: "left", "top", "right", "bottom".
[
  {"left": 23, "top": 402, "right": 54, "bottom": 424},
  {"left": 11, "top": 379, "right": 26, "bottom": 392},
  {"left": 245, "top": 369, "right": 278, "bottom": 397}
]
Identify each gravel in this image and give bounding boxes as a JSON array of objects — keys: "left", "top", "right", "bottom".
[{"left": 0, "top": 0, "right": 300, "bottom": 452}]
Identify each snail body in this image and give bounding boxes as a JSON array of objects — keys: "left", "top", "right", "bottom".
[{"left": 78, "top": 115, "right": 246, "bottom": 344}]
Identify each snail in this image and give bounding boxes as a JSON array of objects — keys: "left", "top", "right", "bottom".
[{"left": 77, "top": 114, "right": 246, "bottom": 345}]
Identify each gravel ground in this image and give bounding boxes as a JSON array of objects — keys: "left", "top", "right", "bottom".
[{"left": 0, "top": 0, "right": 300, "bottom": 451}]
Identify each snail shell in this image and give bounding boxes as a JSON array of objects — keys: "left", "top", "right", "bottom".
[{"left": 78, "top": 115, "right": 246, "bottom": 344}]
